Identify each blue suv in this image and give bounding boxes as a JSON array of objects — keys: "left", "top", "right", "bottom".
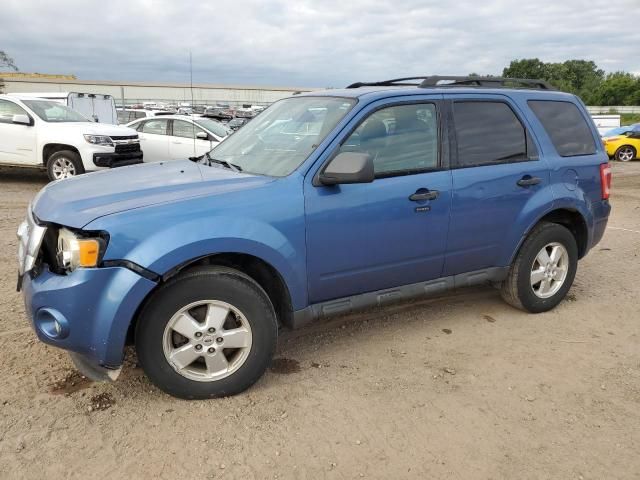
[{"left": 18, "top": 76, "right": 612, "bottom": 399}]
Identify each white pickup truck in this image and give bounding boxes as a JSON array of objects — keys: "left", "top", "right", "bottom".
[{"left": 0, "top": 94, "right": 142, "bottom": 181}]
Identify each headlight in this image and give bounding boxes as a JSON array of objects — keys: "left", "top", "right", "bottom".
[
  {"left": 83, "top": 134, "right": 113, "bottom": 146},
  {"left": 57, "top": 228, "right": 106, "bottom": 272}
]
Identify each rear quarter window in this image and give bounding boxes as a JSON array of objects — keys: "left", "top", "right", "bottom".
[{"left": 528, "top": 100, "right": 597, "bottom": 157}]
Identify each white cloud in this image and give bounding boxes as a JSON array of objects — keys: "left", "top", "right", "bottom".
[{"left": 0, "top": 0, "right": 639, "bottom": 87}]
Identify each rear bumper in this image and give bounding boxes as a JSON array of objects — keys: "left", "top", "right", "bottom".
[
  {"left": 588, "top": 200, "right": 611, "bottom": 252},
  {"left": 22, "top": 265, "right": 156, "bottom": 368},
  {"left": 93, "top": 151, "right": 143, "bottom": 168}
]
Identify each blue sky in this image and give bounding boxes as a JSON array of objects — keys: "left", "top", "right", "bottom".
[{"left": 1, "top": 0, "right": 639, "bottom": 87}]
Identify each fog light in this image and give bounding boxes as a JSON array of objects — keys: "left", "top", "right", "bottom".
[{"left": 35, "top": 308, "right": 70, "bottom": 340}]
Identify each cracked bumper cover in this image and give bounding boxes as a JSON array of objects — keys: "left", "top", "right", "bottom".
[{"left": 22, "top": 265, "right": 157, "bottom": 370}]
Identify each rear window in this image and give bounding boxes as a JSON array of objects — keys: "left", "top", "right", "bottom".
[{"left": 528, "top": 100, "right": 596, "bottom": 157}]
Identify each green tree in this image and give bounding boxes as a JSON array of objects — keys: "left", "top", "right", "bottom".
[
  {"left": 0, "top": 50, "right": 18, "bottom": 93},
  {"left": 592, "top": 72, "right": 640, "bottom": 106},
  {"left": 502, "top": 58, "right": 640, "bottom": 106},
  {"left": 0, "top": 50, "right": 18, "bottom": 71}
]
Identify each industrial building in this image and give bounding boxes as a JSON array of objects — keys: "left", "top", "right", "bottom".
[{"left": 0, "top": 73, "right": 314, "bottom": 107}]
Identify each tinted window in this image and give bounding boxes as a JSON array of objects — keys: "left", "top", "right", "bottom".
[
  {"left": 141, "top": 119, "right": 168, "bottom": 135},
  {"left": 453, "top": 102, "right": 528, "bottom": 167},
  {"left": 0, "top": 100, "right": 28, "bottom": 124},
  {"left": 173, "top": 120, "right": 206, "bottom": 139},
  {"left": 340, "top": 104, "right": 438, "bottom": 175},
  {"left": 528, "top": 100, "right": 596, "bottom": 156}
]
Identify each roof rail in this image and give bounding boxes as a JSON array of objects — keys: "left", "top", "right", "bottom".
[
  {"left": 345, "top": 76, "right": 555, "bottom": 91},
  {"left": 418, "top": 76, "right": 555, "bottom": 90},
  {"left": 346, "top": 77, "right": 430, "bottom": 88}
]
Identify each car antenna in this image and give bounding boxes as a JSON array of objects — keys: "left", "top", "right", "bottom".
[{"left": 190, "top": 51, "right": 196, "bottom": 158}]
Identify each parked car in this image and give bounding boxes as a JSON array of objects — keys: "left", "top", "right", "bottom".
[
  {"left": 0, "top": 94, "right": 142, "bottom": 181},
  {"left": 602, "top": 123, "right": 640, "bottom": 161},
  {"left": 8, "top": 92, "right": 119, "bottom": 125},
  {"left": 227, "top": 117, "right": 249, "bottom": 130},
  {"left": 203, "top": 106, "right": 233, "bottom": 121},
  {"left": 126, "top": 115, "right": 230, "bottom": 162},
  {"left": 18, "top": 76, "right": 611, "bottom": 399},
  {"left": 235, "top": 108, "right": 255, "bottom": 119},
  {"left": 117, "top": 108, "right": 174, "bottom": 125}
]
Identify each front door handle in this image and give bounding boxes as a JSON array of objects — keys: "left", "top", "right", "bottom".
[
  {"left": 517, "top": 175, "right": 541, "bottom": 187},
  {"left": 409, "top": 189, "right": 439, "bottom": 201}
]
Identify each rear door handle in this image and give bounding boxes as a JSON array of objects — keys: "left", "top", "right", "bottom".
[
  {"left": 517, "top": 175, "right": 541, "bottom": 187},
  {"left": 409, "top": 189, "right": 439, "bottom": 201}
]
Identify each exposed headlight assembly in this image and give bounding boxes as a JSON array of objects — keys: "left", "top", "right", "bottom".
[
  {"left": 57, "top": 228, "right": 107, "bottom": 272},
  {"left": 83, "top": 134, "right": 113, "bottom": 146}
]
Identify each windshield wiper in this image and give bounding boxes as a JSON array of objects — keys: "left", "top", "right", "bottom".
[{"left": 205, "top": 152, "right": 242, "bottom": 172}]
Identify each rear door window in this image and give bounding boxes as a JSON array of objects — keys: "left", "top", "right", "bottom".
[
  {"left": 141, "top": 119, "right": 169, "bottom": 135},
  {"left": 452, "top": 101, "right": 532, "bottom": 167},
  {"left": 528, "top": 100, "right": 597, "bottom": 156}
]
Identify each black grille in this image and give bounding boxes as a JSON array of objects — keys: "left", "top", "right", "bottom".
[
  {"left": 110, "top": 135, "right": 138, "bottom": 141},
  {"left": 115, "top": 143, "right": 141, "bottom": 154}
]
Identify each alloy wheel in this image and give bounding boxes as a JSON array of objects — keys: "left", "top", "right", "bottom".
[
  {"left": 617, "top": 147, "right": 635, "bottom": 162},
  {"left": 51, "top": 157, "right": 77, "bottom": 179},
  {"left": 162, "top": 300, "right": 253, "bottom": 382},
  {"left": 530, "top": 242, "right": 569, "bottom": 299}
]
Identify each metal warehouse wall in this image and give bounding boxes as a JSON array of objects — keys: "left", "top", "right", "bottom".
[{"left": 1, "top": 77, "right": 315, "bottom": 106}]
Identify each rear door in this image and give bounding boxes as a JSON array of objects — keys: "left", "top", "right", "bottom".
[
  {"left": 0, "top": 99, "right": 37, "bottom": 165},
  {"left": 443, "top": 94, "right": 549, "bottom": 275},
  {"left": 138, "top": 118, "right": 169, "bottom": 162},
  {"left": 169, "top": 120, "right": 213, "bottom": 160}
]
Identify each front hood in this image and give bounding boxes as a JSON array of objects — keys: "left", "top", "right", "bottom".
[
  {"left": 44, "top": 122, "right": 137, "bottom": 136},
  {"left": 32, "top": 160, "right": 273, "bottom": 228}
]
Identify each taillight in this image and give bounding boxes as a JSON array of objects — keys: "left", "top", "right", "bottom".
[{"left": 600, "top": 163, "right": 612, "bottom": 200}]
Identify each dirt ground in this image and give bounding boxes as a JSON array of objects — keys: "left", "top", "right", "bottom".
[{"left": 0, "top": 163, "right": 638, "bottom": 480}]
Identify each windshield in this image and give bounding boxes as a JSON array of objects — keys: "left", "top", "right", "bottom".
[
  {"left": 194, "top": 118, "right": 230, "bottom": 138},
  {"left": 603, "top": 126, "right": 628, "bottom": 137},
  {"left": 208, "top": 96, "right": 356, "bottom": 176},
  {"left": 22, "top": 100, "right": 90, "bottom": 123}
]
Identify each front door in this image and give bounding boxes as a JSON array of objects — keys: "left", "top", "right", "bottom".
[
  {"left": 305, "top": 100, "right": 452, "bottom": 303},
  {"left": 169, "top": 120, "right": 215, "bottom": 160},
  {"left": 0, "top": 99, "right": 37, "bottom": 165},
  {"left": 443, "top": 95, "right": 549, "bottom": 275}
]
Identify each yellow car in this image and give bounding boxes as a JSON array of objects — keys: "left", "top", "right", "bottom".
[{"left": 602, "top": 125, "right": 640, "bottom": 162}]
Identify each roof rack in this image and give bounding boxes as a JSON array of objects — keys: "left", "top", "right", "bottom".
[
  {"left": 346, "top": 77, "right": 430, "bottom": 88},
  {"left": 419, "top": 76, "right": 555, "bottom": 90},
  {"left": 346, "top": 76, "right": 555, "bottom": 91}
]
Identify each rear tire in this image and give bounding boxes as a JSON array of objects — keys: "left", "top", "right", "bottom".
[
  {"left": 500, "top": 222, "right": 578, "bottom": 313},
  {"left": 47, "top": 150, "right": 85, "bottom": 181},
  {"left": 135, "top": 266, "right": 278, "bottom": 399},
  {"left": 614, "top": 145, "right": 636, "bottom": 162}
]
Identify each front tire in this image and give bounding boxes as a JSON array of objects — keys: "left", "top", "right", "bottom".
[
  {"left": 135, "top": 266, "right": 278, "bottom": 399},
  {"left": 500, "top": 222, "right": 578, "bottom": 313},
  {"left": 614, "top": 145, "right": 636, "bottom": 162},
  {"left": 47, "top": 150, "right": 85, "bottom": 181}
]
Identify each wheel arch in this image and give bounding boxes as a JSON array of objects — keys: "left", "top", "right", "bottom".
[
  {"left": 42, "top": 143, "right": 81, "bottom": 166},
  {"left": 509, "top": 207, "right": 590, "bottom": 265},
  {"left": 126, "top": 251, "right": 297, "bottom": 347}
]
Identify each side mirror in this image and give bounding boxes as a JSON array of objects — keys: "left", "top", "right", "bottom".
[
  {"left": 196, "top": 131, "right": 208, "bottom": 140},
  {"left": 319, "top": 152, "right": 374, "bottom": 186},
  {"left": 12, "top": 114, "right": 32, "bottom": 126}
]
